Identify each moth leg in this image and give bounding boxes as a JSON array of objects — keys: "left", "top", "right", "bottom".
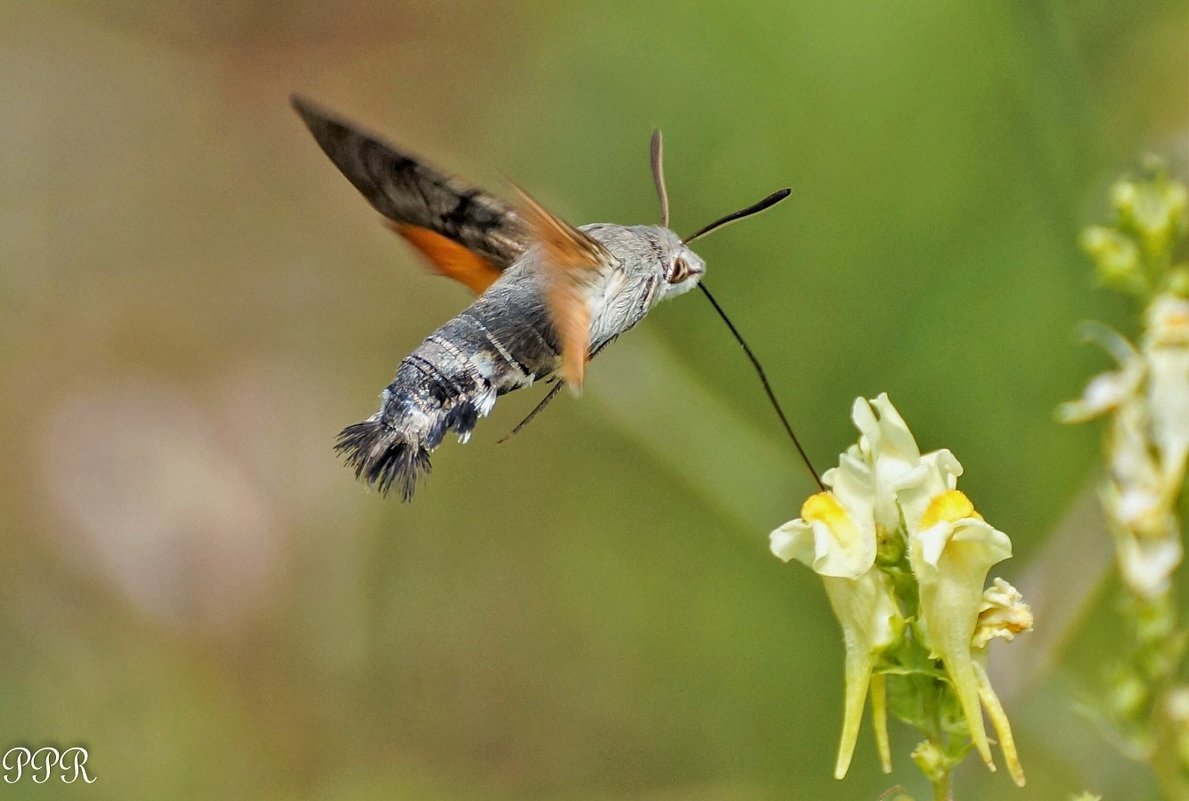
[
  {"left": 496, "top": 335, "right": 617, "bottom": 445},
  {"left": 497, "top": 382, "right": 565, "bottom": 444}
]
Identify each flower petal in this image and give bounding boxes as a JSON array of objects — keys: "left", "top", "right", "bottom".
[
  {"left": 895, "top": 453, "right": 965, "bottom": 536},
  {"left": 821, "top": 572, "right": 900, "bottom": 778},
  {"left": 974, "top": 660, "right": 1026, "bottom": 786},
  {"left": 808, "top": 493, "right": 877, "bottom": 578},
  {"left": 851, "top": 395, "right": 925, "bottom": 529},
  {"left": 1146, "top": 295, "right": 1189, "bottom": 476},
  {"left": 770, "top": 519, "right": 816, "bottom": 566}
]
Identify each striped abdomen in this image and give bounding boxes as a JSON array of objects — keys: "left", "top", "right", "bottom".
[{"left": 336, "top": 269, "right": 560, "bottom": 500}]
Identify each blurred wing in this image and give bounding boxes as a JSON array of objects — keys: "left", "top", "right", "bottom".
[
  {"left": 514, "top": 186, "right": 615, "bottom": 392},
  {"left": 385, "top": 221, "right": 505, "bottom": 294},
  {"left": 292, "top": 95, "right": 530, "bottom": 292}
]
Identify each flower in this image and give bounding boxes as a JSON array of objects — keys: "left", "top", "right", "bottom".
[
  {"left": 770, "top": 485, "right": 875, "bottom": 580},
  {"left": 1061, "top": 295, "right": 1189, "bottom": 599},
  {"left": 974, "top": 578, "right": 1034, "bottom": 649},
  {"left": 771, "top": 394, "right": 1028, "bottom": 786},
  {"left": 901, "top": 487, "right": 1021, "bottom": 783},
  {"left": 1064, "top": 167, "right": 1189, "bottom": 795},
  {"left": 771, "top": 448, "right": 900, "bottom": 778}
]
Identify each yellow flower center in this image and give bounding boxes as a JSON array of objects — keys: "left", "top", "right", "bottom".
[
  {"left": 919, "top": 489, "right": 983, "bottom": 530},
  {"left": 802, "top": 491, "right": 845, "bottom": 525},
  {"left": 801, "top": 492, "right": 865, "bottom": 552}
]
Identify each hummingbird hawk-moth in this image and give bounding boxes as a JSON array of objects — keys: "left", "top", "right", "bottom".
[{"left": 293, "top": 96, "right": 804, "bottom": 500}]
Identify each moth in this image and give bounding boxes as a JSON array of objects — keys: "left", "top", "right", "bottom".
[{"left": 293, "top": 96, "right": 808, "bottom": 500}]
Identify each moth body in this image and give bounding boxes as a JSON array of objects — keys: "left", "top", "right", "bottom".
[{"left": 338, "top": 224, "right": 705, "bottom": 499}]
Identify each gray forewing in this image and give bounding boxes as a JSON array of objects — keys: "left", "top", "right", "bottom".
[{"left": 292, "top": 95, "right": 530, "bottom": 268}]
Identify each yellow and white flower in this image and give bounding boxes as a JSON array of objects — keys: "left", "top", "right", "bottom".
[
  {"left": 1061, "top": 294, "right": 1189, "bottom": 599},
  {"left": 770, "top": 446, "right": 899, "bottom": 778},
  {"left": 901, "top": 487, "right": 1023, "bottom": 784},
  {"left": 771, "top": 394, "right": 1028, "bottom": 785}
]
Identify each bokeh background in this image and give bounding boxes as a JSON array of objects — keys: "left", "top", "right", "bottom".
[{"left": 2, "top": 1, "right": 1186, "bottom": 798}]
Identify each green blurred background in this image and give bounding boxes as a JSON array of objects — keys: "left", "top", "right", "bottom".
[{"left": 1, "top": 1, "right": 1186, "bottom": 798}]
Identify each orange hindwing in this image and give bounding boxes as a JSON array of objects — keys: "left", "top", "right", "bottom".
[{"left": 389, "top": 222, "right": 503, "bottom": 295}]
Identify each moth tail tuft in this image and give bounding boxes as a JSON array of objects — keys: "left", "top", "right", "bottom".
[{"left": 335, "top": 417, "right": 431, "bottom": 502}]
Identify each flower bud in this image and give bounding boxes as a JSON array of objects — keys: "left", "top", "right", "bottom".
[{"left": 1080, "top": 225, "right": 1142, "bottom": 292}]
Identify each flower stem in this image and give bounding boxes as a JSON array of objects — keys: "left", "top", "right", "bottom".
[
  {"left": 931, "top": 771, "right": 952, "bottom": 801},
  {"left": 1123, "top": 589, "right": 1188, "bottom": 799},
  {"left": 912, "top": 683, "right": 957, "bottom": 801}
]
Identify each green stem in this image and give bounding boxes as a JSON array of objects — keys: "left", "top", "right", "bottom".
[
  {"left": 931, "top": 770, "right": 952, "bottom": 801},
  {"left": 913, "top": 679, "right": 960, "bottom": 798},
  {"left": 1127, "top": 591, "right": 1187, "bottom": 800},
  {"left": 1151, "top": 691, "right": 1188, "bottom": 801}
]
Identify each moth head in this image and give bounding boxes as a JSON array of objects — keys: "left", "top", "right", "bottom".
[
  {"left": 581, "top": 224, "right": 704, "bottom": 302},
  {"left": 656, "top": 233, "right": 706, "bottom": 300}
]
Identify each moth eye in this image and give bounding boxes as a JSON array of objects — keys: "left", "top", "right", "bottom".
[{"left": 667, "top": 257, "right": 689, "bottom": 284}]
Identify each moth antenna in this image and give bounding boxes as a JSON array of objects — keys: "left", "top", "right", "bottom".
[
  {"left": 683, "top": 188, "right": 791, "bottom": 244},
  {"left": 650, "top": 129, "right": 670, "bottom": 228},
  {"left": 498, "top": 382, "right": 565, "bottom": 444},
  {"left": 697, "top": 282, "right": 824, "bottom": 491}
]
